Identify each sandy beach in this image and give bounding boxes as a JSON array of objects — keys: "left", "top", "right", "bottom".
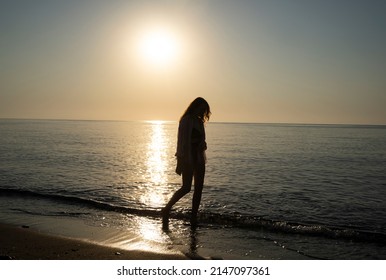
[{"left": 0, "top": 223, "right": 187, "bottom": 260}]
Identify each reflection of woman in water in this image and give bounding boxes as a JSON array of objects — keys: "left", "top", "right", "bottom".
[{"left": 162, "top": 97, "right": 211, "bottom": 229}]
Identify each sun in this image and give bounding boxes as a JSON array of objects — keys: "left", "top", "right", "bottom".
[{"left": 136, "top": 27, "right": 181, "bottom": 69}]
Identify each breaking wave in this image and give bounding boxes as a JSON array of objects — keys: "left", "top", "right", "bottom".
[{"left": 1, "top": 187, "right": 386, "bottom": 245}]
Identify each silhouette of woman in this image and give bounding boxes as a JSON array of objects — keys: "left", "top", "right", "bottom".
[{"left": 162, "top": 97, "right": 211, "bottom": 229}]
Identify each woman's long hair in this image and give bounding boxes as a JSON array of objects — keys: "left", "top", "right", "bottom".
[{"left": 181, "top": 97, "right": 211, "bottom": 122}]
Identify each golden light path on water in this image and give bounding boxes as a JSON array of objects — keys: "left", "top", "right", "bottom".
[
  {"left": 141, "top": 120, "right": 169, "bottom": 207},
  {"left": 130, "top": 121, "right": 172, "bottom": 252}
]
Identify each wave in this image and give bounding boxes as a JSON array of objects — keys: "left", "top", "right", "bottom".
[
  {"left": 198, "top": 212, "right": 386, "bottom": 245},
  {"left": 1, "top": 187, "right": 386, "bottom": 245},
  {"left": 9, "top": 208, "right": 87, "bottom": 217},
  {"left": 0, "top": 187, "right": 159, "bottom": 218}
]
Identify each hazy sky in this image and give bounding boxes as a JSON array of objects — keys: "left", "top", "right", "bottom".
[{"left": 1, "top": 0, "right": 386, "bottom": 124}]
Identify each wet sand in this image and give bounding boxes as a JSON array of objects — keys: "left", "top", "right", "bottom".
[{"left": 0, "top": 223, "right": 187, "bottom": 260}]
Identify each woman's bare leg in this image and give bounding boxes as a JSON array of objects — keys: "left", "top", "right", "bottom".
[
  {"left": 162, "top": 166, "right": 193, "bottom": 229},
  {"left": 191, "top": 161, "right": 205, "bottom": 226}
]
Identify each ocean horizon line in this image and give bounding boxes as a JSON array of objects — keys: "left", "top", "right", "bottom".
[{"left": 1, "top": 117, "right": 386, "bottom": 128}]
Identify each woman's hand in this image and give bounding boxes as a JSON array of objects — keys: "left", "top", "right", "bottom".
[{"left": 199, "top": 141, "right": 207, "bottom": 151}]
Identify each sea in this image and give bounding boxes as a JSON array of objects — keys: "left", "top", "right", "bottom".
[{"left": 0, "top": 119, "right": 385, "bottom": 260}]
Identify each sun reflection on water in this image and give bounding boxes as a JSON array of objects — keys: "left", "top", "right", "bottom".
[
  {"left": 108, "top": 215, "right": 173, "bottom": 254},
  {"left": 136, "top": 216, "right": 167, "bottom": 243},
  {"left": 140, "top": 121, "right": 170, "bottom": 208},
  {"left": 121, "top": 121, "right": 175, "bottom": 252}
]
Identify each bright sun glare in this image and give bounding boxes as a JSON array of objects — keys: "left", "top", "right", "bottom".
[{"left": 137, "top": 27, "right": 181, "bottom": 68}]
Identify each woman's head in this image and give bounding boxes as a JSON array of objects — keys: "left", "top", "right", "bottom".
[{"left": 182, "top": 97, "right": 211, "bottom": 122}]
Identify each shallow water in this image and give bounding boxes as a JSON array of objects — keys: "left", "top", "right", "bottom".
[{"left": 1, "top": 120, "right": 386, "bottom": 259}]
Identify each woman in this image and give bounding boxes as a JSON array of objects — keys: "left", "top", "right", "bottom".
[{"left": 162, "top": 97, "right": 211, "bottom": 229}]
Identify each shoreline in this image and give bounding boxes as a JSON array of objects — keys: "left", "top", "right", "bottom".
[{"left": 0, "top": 223, "right": 187, "bottom": 260}]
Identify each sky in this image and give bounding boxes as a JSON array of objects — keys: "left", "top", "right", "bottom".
[{"left": 1, "top": 0, "right": 386, "bottom": 124}]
